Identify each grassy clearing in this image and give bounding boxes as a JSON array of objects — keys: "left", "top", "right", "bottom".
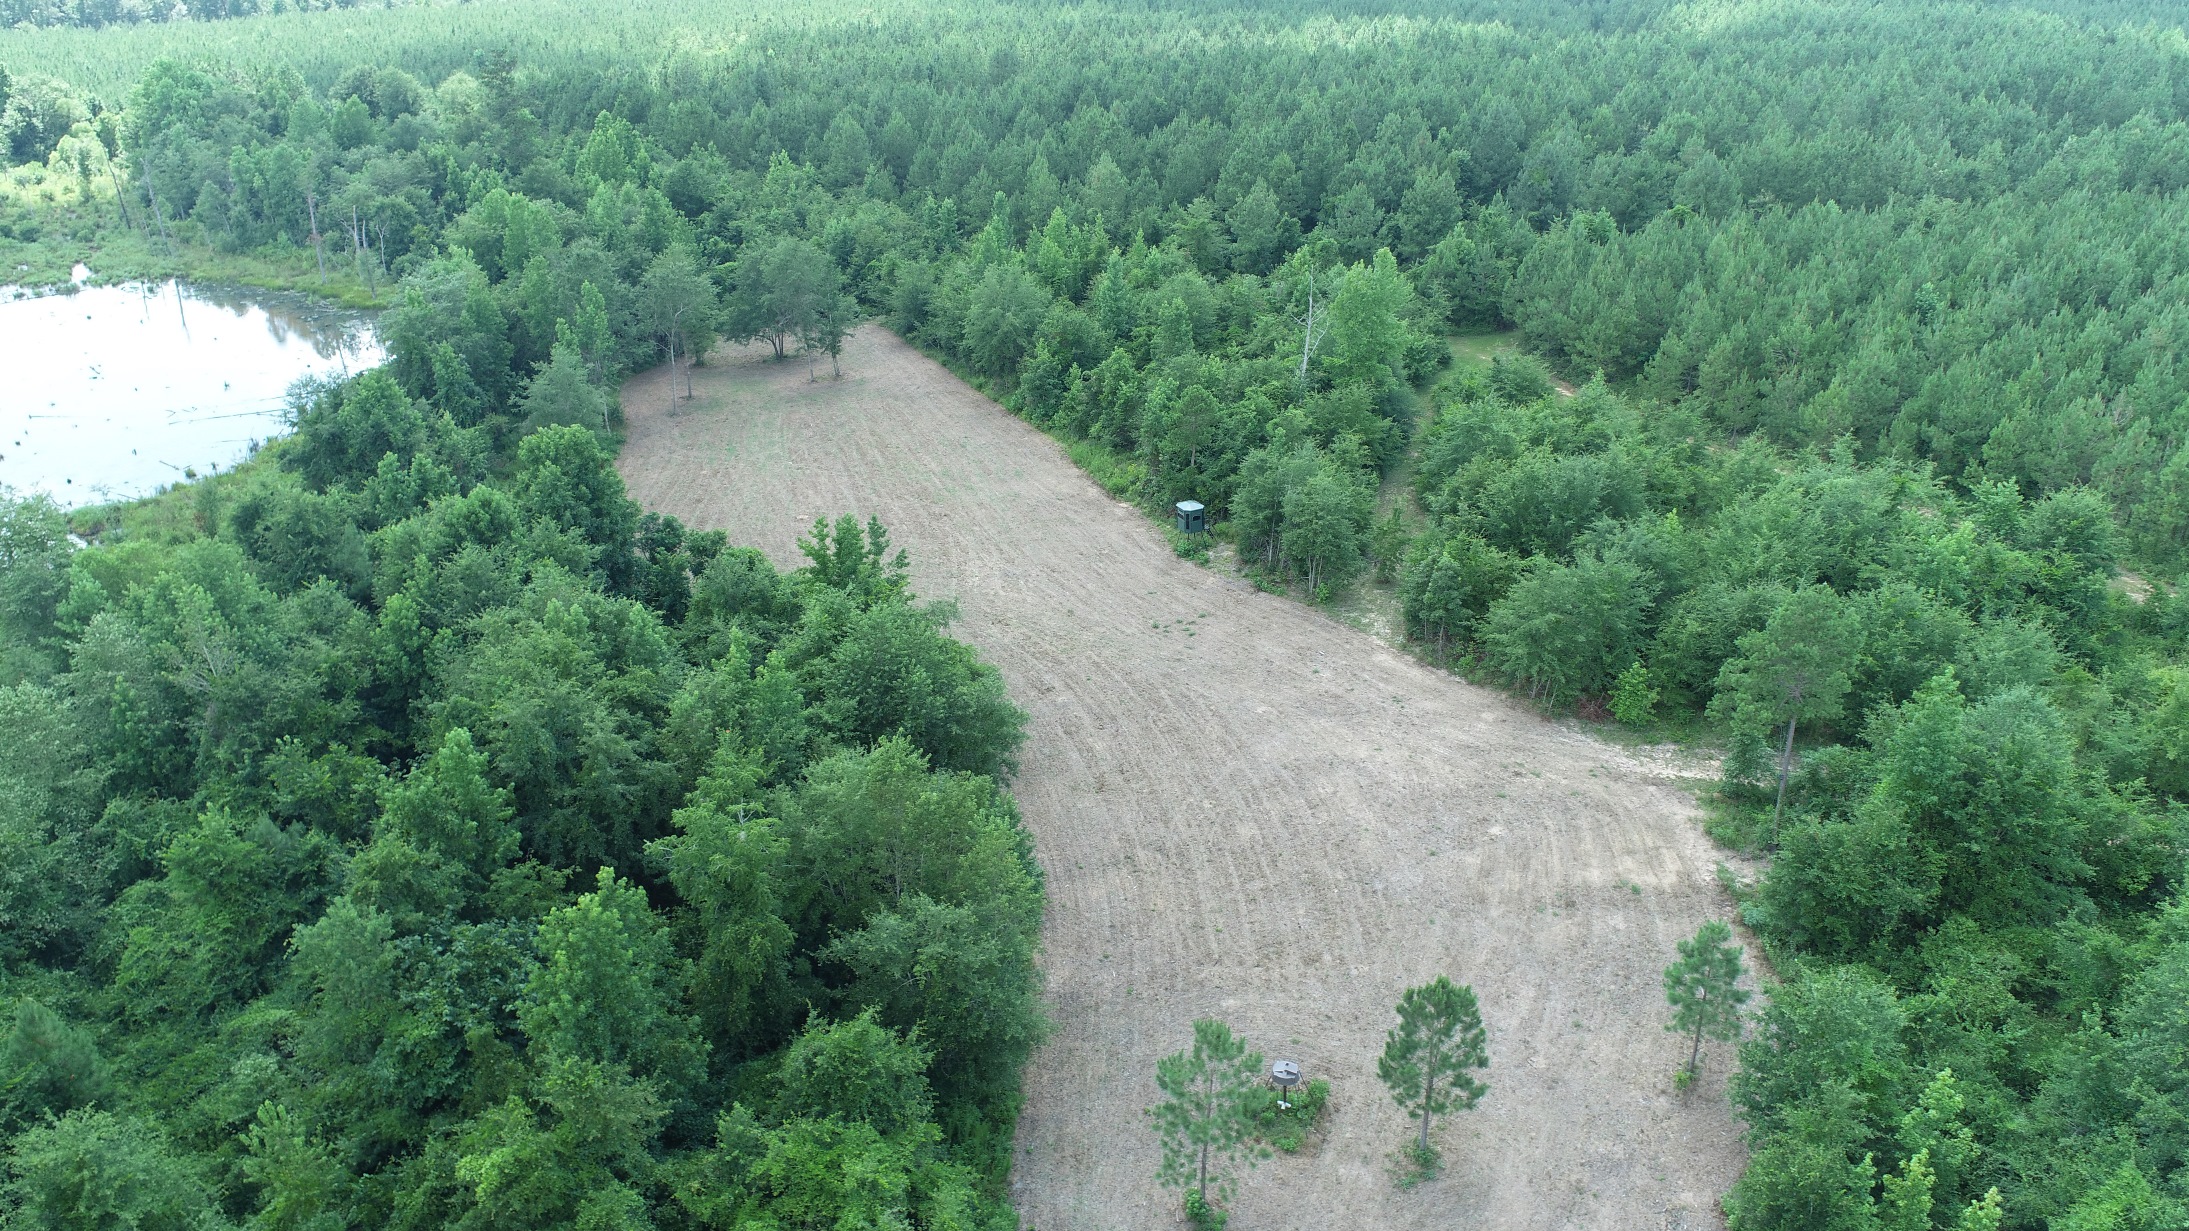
[
  {"left": 1063, "top": 436, "right": 1148, "bottom": 502},
  {"left": 615, "top": 324, "right": 1749, "bottom": 1230},
  {"left": 1446, "top": 327, "right": 1522, "bottom": 367}
]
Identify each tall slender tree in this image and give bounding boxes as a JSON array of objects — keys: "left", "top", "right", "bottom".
[
  {"left": 640, "top": 245, "right": 717, "bottom": 406},
  {"left": 1378, "top": 976, "right": 1489, "bottom": 1157},
  {"left": 800, "top": 288, "right": 858, "bottom": 380},
  {"left": 1148, "top": 1018, "right": 1267, "bottom": 1210},
  {"left": 1710, "top": 585, "right": 1859, "bottom": 841},
  {"left": 1663, "top": 919, "right": 1749, "bottom": 1083}
]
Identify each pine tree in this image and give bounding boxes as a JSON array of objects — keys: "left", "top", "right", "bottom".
[
  {"left": 1377, "top": 976, "right": 1489, "bottom": 1157},
  {"left": 1663, "top": 920, "right": 1749, "bottom": 1083},
  {"left": 519, "top": 342, "right": 610, "bottom": 435},
  {"left": 1148, "top": 1019, "right": 1267, "bottom": 1209},
  {"left": 1709, "top": 586, "right": 1859, "bottom": 841}
]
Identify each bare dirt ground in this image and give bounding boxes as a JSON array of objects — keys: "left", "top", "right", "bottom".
[{"left": 619, "top": 327, "right": 1747, "bottom": 1231}]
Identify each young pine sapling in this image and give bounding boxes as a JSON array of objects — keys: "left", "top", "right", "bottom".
[
  {"left": 1663, "top": 919, "right": 1749, "bottom": 1086},
  {"left": 1148, "top": 1019, "right": 1268, "bottom": 1214},
  {"left": 1377, "top": 976, "right": 1489, "bottom": 1159}
]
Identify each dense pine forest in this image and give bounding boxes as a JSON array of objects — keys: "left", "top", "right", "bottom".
[{"left": 6, "top": 0, "right": 2189, "bottom": 1227}]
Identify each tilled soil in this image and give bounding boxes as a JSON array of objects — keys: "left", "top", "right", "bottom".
[{"left": 618, "top": 327, "right": 1746, "bottom": 1231}]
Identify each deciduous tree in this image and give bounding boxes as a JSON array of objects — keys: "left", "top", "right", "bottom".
[
  {"left": 1281, "top": 465, "right": 1370, "bottom": 595},
  {"left": 639, "top": 245, "right": 717, "bottom": 402},
  {"left": 800, "top": 287, "right": 859, "bottom": 379},
  {"left": 724, "top": 236, "right": 834, "bottom": 360}
]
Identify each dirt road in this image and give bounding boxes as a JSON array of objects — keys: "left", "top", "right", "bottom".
[{"left": 618, "top": 327, "right": 1746, "bottom": 1231}]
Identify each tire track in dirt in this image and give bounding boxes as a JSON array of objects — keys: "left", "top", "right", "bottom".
[{"left": 619, "top": 327, "right": 1746, "bottom": 1231}]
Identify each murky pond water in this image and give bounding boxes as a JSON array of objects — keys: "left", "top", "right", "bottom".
[{"left": 0, "top": 270, "right": 382, "bottom": 507}]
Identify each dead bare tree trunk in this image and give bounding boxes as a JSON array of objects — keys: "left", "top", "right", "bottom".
[
  {"left": 106, "top": 164, "right": 138, "bottom": 234},
  {"left": 146, "top": 191, "right": 177, "bottom": 254},
  {"left": 374, "top": 221, "right": 389, "bottom": 295},
  {"left": 305, "top": 192, "right": 326, "bottom": 284},
  {"left": 1294, "top": 270, "right": 1329, "bottom": 383},
  {"left": 350, "top": 205, "right": 367, "bottom": 289},
  {"left": 1772, "top": 716, "right": 1798, "bottom": 846}
]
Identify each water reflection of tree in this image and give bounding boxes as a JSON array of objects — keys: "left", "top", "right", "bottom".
[{"left": 178, "top": 281, "right": 379, "bottom": 361}]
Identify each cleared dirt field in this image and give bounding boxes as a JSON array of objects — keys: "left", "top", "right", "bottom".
[{"left": 618, "top": 327, "right": 1747, "bottom": 1231}]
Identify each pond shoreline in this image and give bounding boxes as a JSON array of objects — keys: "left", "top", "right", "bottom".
[
  {"left": 2, "top": 196, "right": 392, "bottom": 310},
  {"left": 0, "top": 276, "right": 384, "bottom": 509}
]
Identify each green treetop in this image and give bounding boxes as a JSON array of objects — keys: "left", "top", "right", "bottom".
[{"left": 1378, "top": 976, "right": 1490, "bottom": 1157}]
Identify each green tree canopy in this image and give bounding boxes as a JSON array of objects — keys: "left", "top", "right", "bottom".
[
  {"left": 1148, "top": 1018, "right": 1267, "bottom": 1208},
  {"left": 1664, "top": 920, "right": 1750, "bottom": 1082},
  {"left": 1711, "top": 586, "right": 1862, "bottom": 837},
  {"left": 518, "top": 342, "right": 610, "bottom": 437},
  {"left": 1377, "top": 975, "right": 1490, "bottom": 1156},
  {"left": 723, "top": 235, "right": 836, "bottom": 361}
]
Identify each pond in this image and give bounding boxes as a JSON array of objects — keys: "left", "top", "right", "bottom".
[{"left": 0, "top": 268, "right": 382, "bottom": 508}]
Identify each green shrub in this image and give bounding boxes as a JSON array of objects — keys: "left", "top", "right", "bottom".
[
  {"left": 1166, "top": 526, "right": 1210, "bottom": 563},
  {"left": 1608, "top": 660, "right": 1658, "bottom": 725},
  {"left": 1394, "top": 1138, "right": 1442, "bottom": 1188},
  {"left": 1063, "top": 437, "right": 1146, "bottom": 501},
  {"left": 1255, "top": 1077, "right": 1329, "bottom": 1152}
]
